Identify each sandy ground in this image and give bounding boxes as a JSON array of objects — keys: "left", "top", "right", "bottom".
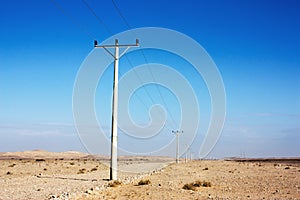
[
  {"left": 0, "top": 151, "right": 299, "bottom": 200},
  {"left": 80, "top": 160, "right": 300, "bottom": 200},
  {"left": 0, "top": 150, "right": 172, "bottom": 200}
]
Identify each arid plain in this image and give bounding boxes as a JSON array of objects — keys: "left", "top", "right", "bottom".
[{"left": 0, "top": 150, "right": 299, "bottom": 200}]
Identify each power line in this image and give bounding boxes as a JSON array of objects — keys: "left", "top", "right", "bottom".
[
  {"left": 111, "top": 0, "right": 132, "bottom": 29},
  {"left": 123, "top": 56, "right": 157, "bottom": 104},
  {"left": 111, "top": 0, "right": 179, "bottom": 129},
  {"left": 81, "top": 0, "right": 113, "bottom": 35},
  {"left": 50, "top": 0, "right": 95, "bottom": 40},
  {"left": 111, "top": 0, "right": 176, "bottom": 125}
]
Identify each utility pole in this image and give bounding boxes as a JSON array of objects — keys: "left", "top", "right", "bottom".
[
  {"left": 94, "top": 39, "right": 139, "bottom": 180},
  {"left": 172, "top": 130, "right": 183, "bottom": 163}
]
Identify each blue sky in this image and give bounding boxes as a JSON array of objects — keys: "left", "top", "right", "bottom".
[{"left": 1, "top": 0, "right": 299, "bottom": 158}]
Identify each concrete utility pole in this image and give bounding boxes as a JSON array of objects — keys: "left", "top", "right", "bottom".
[
  {"left": 94, "top": 39, "right": 139, "bottom": 180},
  {"left": 172, "top": 130, "right": 183, "bottom": 163}
]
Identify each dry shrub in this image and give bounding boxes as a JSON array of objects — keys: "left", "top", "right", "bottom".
[
  {"left": 202, "top": 181, "right": 211, "bottom": 187},
  {"left": 90, "top": 167, "right": 97, "bottom": 172},
  {"left": 183, "top": 183, "right": 196, "bottom": 191},
  {"left": 193, "top": 180, "right": 202, "bottom": 187},
  {"left": 183, "top": 180, "right": 211, "bottom": 190},
  {"left": 77, "top": 168, "right": 86, "bottom": 174},
  {"left": 138, "top": 179, "right": 151, "bottom": 185}
]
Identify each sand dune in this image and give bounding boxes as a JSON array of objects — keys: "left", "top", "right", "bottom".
[{"left": 0, "top": 150, "right": 89, "bottom": 160}]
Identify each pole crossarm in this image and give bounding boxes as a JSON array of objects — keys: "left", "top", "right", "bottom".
[
  {"left": 93, "top": 38, "right": 139, "bottom": 180},
  {"left": 94, "top": 39, "right": 139, "bottom": 59},
  {"left": 95, "top": 44, "right": 139, "bottom": 47}
]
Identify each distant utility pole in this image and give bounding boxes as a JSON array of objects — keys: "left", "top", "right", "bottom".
[
  {"left": 172, "top": 130, "right": 183, "bottom": 163},
  {"left": 94, "top": 39, "right": 139, "bottom": 180}
]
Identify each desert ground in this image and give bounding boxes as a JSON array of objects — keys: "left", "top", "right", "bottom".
[{"left": 0, "top": 150, "right": 299, "bottom": 200}]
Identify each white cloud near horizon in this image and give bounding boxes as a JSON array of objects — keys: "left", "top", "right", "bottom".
[{"left": 0, "top": 122, "right": 77, "bottom": 137}]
